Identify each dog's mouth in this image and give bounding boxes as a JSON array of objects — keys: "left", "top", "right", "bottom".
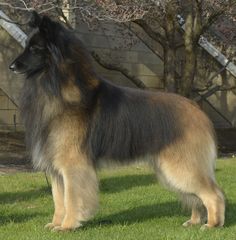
[
  {"left": 12, "top": 69, "right": 28, "bottom": 74},
  {"left": 9, "top": 63, "right": 45, "bottom": 75}
]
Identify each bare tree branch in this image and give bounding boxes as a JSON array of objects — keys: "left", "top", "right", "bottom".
[
  {"left": 194, "top": 85, "right": 236, "bottom": 92},
  {"left": 200, "top": 10, "right": 225, "bottom": 35},
  {"left": 19, "top": 0, "right": 29, "bottom": 9},
  {"left": 124, "top": 22, "right": 163, "bottom": 60},
  {"left": 133, "top": 19, "right": 166, "bottom": 47},
  {"left": 0, "top": 1, "right": 34, "bottom": 11},
  {"left": 91, "top": 51, "right": 147, "bottom": 89},
  {"left": 200, "top": 1, "right": 236, "bottom": 36}
]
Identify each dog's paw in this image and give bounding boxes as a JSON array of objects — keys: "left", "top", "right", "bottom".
[
  {"left": 51, "top": 226, "right": 71, "bottom": 232},
  {"left": 200, "top": 224, "right": 216, "bottom": 231},
  {"left": 182, "top": 220, "right": 192, "bottom": 227},
  {"left": 45, "top": 223, "right": 57, "bottom": 230},
  {"left": 200, "top": 224, "right": 223, "bottom": 231},
  {"left": 51, "top": 223, "right": 82, "bottom": 232},
  {"left": 200, "top": 224, "right": 212, "bottom": 230},
  {"left": 183, "top": 219, "right": 201, "bottom": 227}
]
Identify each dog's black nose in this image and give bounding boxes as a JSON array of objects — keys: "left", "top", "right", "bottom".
[{"left": 9, "top": 63, "right": 16, "bottom": 71}]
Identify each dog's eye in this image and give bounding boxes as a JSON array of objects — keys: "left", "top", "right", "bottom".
[{"left": 29, "top": 45, "right": 44, "bottom": 52}]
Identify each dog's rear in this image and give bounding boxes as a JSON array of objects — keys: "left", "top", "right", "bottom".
[
  {"left": 150, "top": 94, "right": 224, "bottom": 228},
  {"left": 87, "top": 85, "right": 225, "bottom": 228}
]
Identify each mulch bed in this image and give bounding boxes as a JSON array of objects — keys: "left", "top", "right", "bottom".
[
  {"left": 0, "top": 131, "right": 32, "bottom": 174},
  {"left": 216, "top": 128, "right": 236, "bottom": 155}
]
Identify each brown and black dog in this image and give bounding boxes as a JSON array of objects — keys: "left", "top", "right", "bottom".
[{"left": 9, "top": 11, "right": 225, "bottom": 231}]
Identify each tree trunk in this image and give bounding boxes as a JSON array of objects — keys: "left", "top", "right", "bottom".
[
  {"left": 163, "top": 1, "right": 177, "bottom": 92},
  {"left": 163, "top": 46, "right": 176, "bottom": 92},
  {"left": 180, "top": 13, "right": 197, "bottom": 97},
  {"left": 181, "top": 47, "right": 197, "bottom": 97},
  {"left": 180, "top": 1, "right": 204, "bottom": 97}
]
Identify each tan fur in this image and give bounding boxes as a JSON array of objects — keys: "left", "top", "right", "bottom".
[
  {"left": 44, "top": 113, "right": 99, "bottom": 231},
  {"left": 45, "top": 165, "right": 98, "bottom": 231},
  {"left": 61, "top": 81, "right": 81, "bottom": 103},
  {"left": 154, "top": 103, "right": 225, "bottom": 228},
  {"left": 182, "top": 206, "right": 202, "bottom": 227},
  {"left": 44, "top": 95, "right": 224, "bottom": 231},
  {"left": 45, "top": 175, "right": 65, "bottom": 229}
]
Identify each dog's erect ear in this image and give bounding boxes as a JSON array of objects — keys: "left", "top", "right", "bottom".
[
  {"left": 28, "top": 11, "right": 53, "bottom": 33},
  {"left": 28, "top": 11, "right": 42, "bottom": 28},
  {"left": 38, "top": 16, "right": 59, "bottom": 46},
  {"left": 39, "top": 15, "right": 54, "bottom": 34},
  {"left": 28, "top": 11, "right": 56, "bottom": 42}
]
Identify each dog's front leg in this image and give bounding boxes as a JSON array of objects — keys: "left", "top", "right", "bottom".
[
  {"left": 53, "top": 163, "right": 99, "bottom": 232},
  {"left": 45, "top": 174, "right": 65, "bottom": 230}
]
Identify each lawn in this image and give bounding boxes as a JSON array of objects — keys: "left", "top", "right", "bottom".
[{"left": 0, "top": 158, "right": 236, "bottom": 240}]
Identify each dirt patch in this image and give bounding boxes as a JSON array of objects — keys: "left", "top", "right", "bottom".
[
  {"left": 0, "top": 131, "right": 32, "bottom": 174},
  {"left": 216, "top": 128, "right": 236, "bottom": 155}
]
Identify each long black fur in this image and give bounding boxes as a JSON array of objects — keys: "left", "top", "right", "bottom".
[
  {"left": 87, "top": 83, "right": 184, "bottom": 161},
  {"left": 10, "top": 12, "right": 203, "bottom": 168}
]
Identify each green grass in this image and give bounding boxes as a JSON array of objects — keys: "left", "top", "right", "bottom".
[{"left": 0, "top": 159, "right": 236, "bottom": 240}]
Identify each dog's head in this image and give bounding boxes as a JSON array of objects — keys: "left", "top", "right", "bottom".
[{"left": 9, "top": 11, "right": 69, "bottom": 77}]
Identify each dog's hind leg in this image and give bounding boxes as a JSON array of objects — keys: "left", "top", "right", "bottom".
[
  {"left": 181, "top": 194, "right": 205, "bottom": 227},
  {"left": 182, "top": 205, "right": 202, "bottom": 227},
  {"left": 198, "top": 184, "right": 225, "bottom": 229},
  {"left": 45, "top": 173, "right": 65, "bottom": 229},
  {"left": 53, "top": 162, "right": 99, "bottom": 231},
  {"left": 154, "top": 140, "right": 225, "bottom": 229},
  {"left": 182, "top": 181, "right": 225, "bottom": 229}
]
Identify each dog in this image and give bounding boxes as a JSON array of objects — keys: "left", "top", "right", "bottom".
[{"left": 9, "top": 11, "right": 225, "bottom": 231}]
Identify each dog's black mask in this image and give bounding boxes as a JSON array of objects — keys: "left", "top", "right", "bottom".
[{"left": 9, "top": 11, "right": 66, "bottom": 77}]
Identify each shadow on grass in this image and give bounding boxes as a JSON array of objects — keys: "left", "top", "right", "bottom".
[
  {"left": 1, "top": 173, "right": 236, "bottom": 229},
  {"left": 100, "top": 173, "right": 156, "bottom": 193},
  {"left": 224, "top": 203, "right": 236, "bottom": 227},
  {"left": 0, "top": 211, "right": 48, "bottom": 225},
  {"left": 85, "top": 201, "right": 185, "bottom": 228},
  {"left": 105, "top": 201, "right": 184, "bottom": 222},
  {"left": 87, "top": 202, "right": 236, "bottom": 228},
  {"left": 84, "top": 201, "right": 185, "bottom": 229},
  {"left": 0, "top": 186, "right": 51, "bottom": 204}
]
